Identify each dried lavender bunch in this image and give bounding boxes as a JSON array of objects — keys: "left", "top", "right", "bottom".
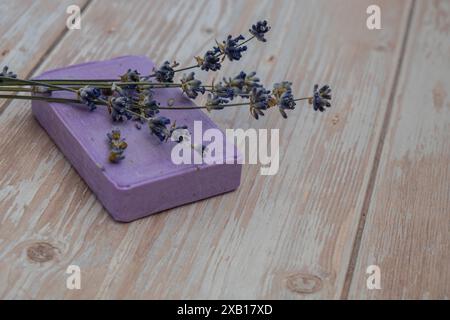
[{"left": 0, "top": 20, "right": 333, "bottom": 164}]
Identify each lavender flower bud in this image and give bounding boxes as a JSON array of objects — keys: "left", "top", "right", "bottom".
[
  {"left": 216, "top": 35, "right": 247, "bottom": 62},
  {"left": 206, "top": 93, "right": 227, "bottom": 111},
  {"left": 249, "top": 87, "right": 270, "bottom": 119},
  {"left": 155, "top": 61, "right": 175, "bottom": 83},
  {"left": 109, "top": 96, "right": 133, "bottom": 121},
  {"left": 224, "top": 71, "right": 262, "bottom": 96},
  {"left": 249, "top": 20, "right": 271, "bottom": 42},
  {"left": 107, "top": 129, "right": 127, "bottom": 163},
  {"left": 120, "top": 69, "right": 141, "bottom": 82},
  {"left": 196, "top": 51, "right": 222, "bottom": 72},
  {"left": 311, "top": 84, "right": 332, "bottom": 112},
  {"left": 272, "top": 82, "right": 296, "bottom": 118},
  {"left": 148, "top": 116, "right": 171, "bottom": 142},
  {"left": 213, "top": 82, "right": 236, "bottom": 100},
  {"left": 180, "top": 72, "right": 205, "bottom": 99},
  {"left": 78, "top": 86, "right": 101, "bottom": 111},
  {"left": 0, "top": 66, "right": 17, "bottom": 79}
]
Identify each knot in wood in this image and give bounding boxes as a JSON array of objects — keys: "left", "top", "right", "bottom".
[
  {"left": 26, "top": 242, "right": 57, "bottom": 263},
  {"left": 286, "top": 273, "right": 323, "bottom": 294}
]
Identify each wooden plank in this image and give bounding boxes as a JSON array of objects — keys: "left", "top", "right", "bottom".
[
  {"left": 348, "top": 0, "right": 450, "bottom": 299},
  {"left": 0, "top": 0, "right": 88, "bottom": 112},
  {"left": 0, "top": 0, "right": 412, "bottom": 299}
]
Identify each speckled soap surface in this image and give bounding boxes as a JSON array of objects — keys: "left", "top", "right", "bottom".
[{"left": 31, "top": 56, "right": 241, "bottom": 222}]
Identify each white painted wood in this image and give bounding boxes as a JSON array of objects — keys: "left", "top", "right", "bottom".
[
  {"left": 348, "top": 0, "right": 450, "bottom": 299},
  {"left": 0, "top": 0, "right": 87, "bottom": 111},
  {"left": 0, "top": 0, "right": 413, "bottom": 299}
]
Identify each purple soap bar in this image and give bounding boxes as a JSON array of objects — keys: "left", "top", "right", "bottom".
[{"left": 32, "top": 56, "right": 241, "bottom": 222}]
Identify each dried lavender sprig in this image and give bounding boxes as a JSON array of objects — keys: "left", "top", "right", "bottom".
[
  {"left": 1, "top": 77, "right": 332, "bottom": 120},
  {"left": 0, "top": 76, "right": 78, "bottom": 93},
  {"left": 133, "top": 96, "right": 312, "bottom": 110},
  {"left": 12, "top": 90, "right": 172, "bottom": 137},
  {"left": 0, "top": 21, "right": 269, "bottom": 87},
  {"left": 0, "top": 80, "right": 183, "bottom": 88},
  {"left": 0, "top": 87, "right": 35, "bottom": 92},
  {"left": 0, "top": 94, "right": 83, "bottom": 104},
  {"left": 0, "top": 94, "right": 310, "bottom": 110},
  {"left": 146, "top": 20, "right": 270, "bottom": 80},
  {"left": 0, "top": 83, "right": 227, "bottom": 95}
]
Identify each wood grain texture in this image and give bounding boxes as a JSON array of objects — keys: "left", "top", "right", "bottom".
[
  {"left": 0, "top": 0, "right": 87, "bottom": 113},
  {"left": 348, "top": 0, "right": 450, "bottom": 299},
  {"left": 0, "top": 0, "right": 414, "bottom": 299}
]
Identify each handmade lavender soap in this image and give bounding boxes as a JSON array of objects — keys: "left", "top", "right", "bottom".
[{"left": 32, "top": 56, "right": 241, "bottom": 222}]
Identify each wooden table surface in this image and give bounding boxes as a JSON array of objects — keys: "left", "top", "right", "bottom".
[{"left": 0, "top": 0, "right": 449, "bottom": 299}]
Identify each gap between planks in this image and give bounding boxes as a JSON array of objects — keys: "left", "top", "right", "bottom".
[{"left": 340, "top": 0, "right": 417, "bottom": 299}]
